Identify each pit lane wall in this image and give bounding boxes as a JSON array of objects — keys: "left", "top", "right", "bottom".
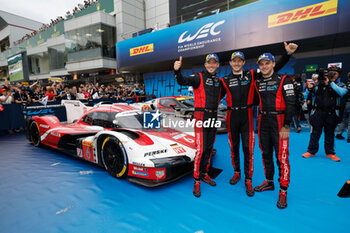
[{"left": 116, "top": 0, "right": 349, "bottom": 69}]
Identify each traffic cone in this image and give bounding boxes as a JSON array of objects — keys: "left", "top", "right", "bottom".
[{"left": 338, "top": 180, "right": 350, "bottom": 197}]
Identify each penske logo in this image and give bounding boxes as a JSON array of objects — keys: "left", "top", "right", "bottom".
[
  {"left": 268, "top": 0, "right": 338, "bottom": 28},
  {"left": 130, "top": 43, "right": 154, "bottom": 56}
]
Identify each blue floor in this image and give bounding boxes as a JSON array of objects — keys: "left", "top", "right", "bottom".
[{"left": 0, "top": 127, "right": 349, "bottom": 233}]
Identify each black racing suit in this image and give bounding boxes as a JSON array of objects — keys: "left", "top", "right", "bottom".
[
  {"left": 255, "top": 73, "right": 295, "bottom": 189},
  {"left": 221, "top": 53, "right": 291, "bottom": 180},
  {"left": 174, "top": 69, "right": 223, "bottom": 180},
  {"left": 291, "top": 79, "right": 304, "bottom": 128},
  {"left": 305, "top": 81, "right": 348, "bottom": 155}
]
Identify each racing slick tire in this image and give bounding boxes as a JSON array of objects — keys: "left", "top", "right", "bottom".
[
  {"left": 29, "top": 121, "right": 41, "bottom": 147},
  {"left": 101, "top": 136, "right": 128, "bottom": 178}
]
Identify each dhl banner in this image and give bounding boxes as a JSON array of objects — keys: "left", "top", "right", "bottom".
[
  {"left": 116, "top": 0, "right": 350, "bottom": 69},
  {"left": 268, "top": 0, "right": 338, "bottom": 28},
  {"left": 130, "top": 44, "right": 154, "bottom": 56}
]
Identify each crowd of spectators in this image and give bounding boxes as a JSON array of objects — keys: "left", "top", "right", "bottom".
[
  {"left": 0, "top": 77, "right": 145, "bottom": 107},
  {"left": 13, "top": 0, "right": 99, "bottom": 46}
]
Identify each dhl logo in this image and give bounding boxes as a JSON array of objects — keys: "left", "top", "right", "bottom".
[
  {"left": 268, "top": 0, "right": 338, "bottom": 28},
  {"left": 130, "top": 43, "right": 154, "bottom": 56}
]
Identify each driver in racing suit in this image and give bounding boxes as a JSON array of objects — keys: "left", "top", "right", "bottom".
[
  {"left": 221, "top": 42, "right": 298, "bottom": 197},
  {"left": 254, "top": 52, "right": 296, "bottom": 209},
  {"left": 174, "top": 54, "right": 223, "bottom": 197}
]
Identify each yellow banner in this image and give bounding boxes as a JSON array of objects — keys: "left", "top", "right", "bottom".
[
  {"left": 49, "top": 77, "right": 63, "bottom": 82},
  {"left": 268, "top": 0, "right": 338, "bottom": 28},
  {"left": 130, "top": 43, "right": 154, "bottom": 56}
]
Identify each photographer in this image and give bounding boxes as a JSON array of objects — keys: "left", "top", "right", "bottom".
[
  {"left": 302, "top": 67, "right": 348, "bottom": 162},
  {"left": 291, "top": 74, "right": 303, "bottom": 132},
  {"left": 335, "top": 72, "right": 350, "bottom": 142}
]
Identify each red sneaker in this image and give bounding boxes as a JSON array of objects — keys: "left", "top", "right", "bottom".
[
  {"left": 193, "top": 180, "right": 201, "bottom": 197},
  {"left": 229, "top": 172, "right": 241, "bottom": 185},
  {"left": 245, "top": 179, "right": 255, "bottom": 197},
  {"left": 254, "top": 180, "right": 275, "bottom": 192},
  {"left": 302, "top": 152, "right": 315, "bottom": 158},
  {"left": 326, "top": 154, "right": 340, "bottom": 162},
  {"left": 277, "top": 190, "right": 288, "bottom": 209},
  {"left": 202, "top": 173, "right": 216, "bottom": 186}
]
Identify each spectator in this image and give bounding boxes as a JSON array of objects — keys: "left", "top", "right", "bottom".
[
  {"left": 60, "top": 85, "right": 69, "bottom": 100},
  {"left": 14, "top": 87, "right": 31, "bottom": 104},
  {"left": 0, "top": 88, "right": 14, "bottom": 104},
  {"left": 30, "top": 86, "right": 45, "bottom": 103},
  {"left": 45, "top": 85, "right": 57, "bottom": 101},
  {"left": 134, "top": 84, "right": 143, "bottom": 96},
  {"left": 127, "top": 86, "right": 135, "bottom": 97},
  {"left": 107, "top": 85, "right": 116, "bottom": 98},
  {"left": 87, "top": 83, "right": 96, "bottom": 96},
  {"left": 68, "top": 86, "right": 78, "bottom": 100},
  {"left": 82, "top": 87, "right": 91, "bottom": 99}
]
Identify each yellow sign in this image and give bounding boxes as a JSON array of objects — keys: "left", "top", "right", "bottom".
[
  {"left": 48, "top": 77, "right": 63, "bottom": 82},
  {"left": 130, "top": 43, "right": 154, "bottom": 56},
  {"left": 268, "top": 0, "right": 338, "bottom": 28}
]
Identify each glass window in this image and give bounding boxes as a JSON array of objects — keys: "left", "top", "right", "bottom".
[
  {"left": 65, "top": 24, "right": 116, "bottom": 62},
  {"left": 101, "top": 24, "right": 116, "bottom": 58},
  {"left": 28, "top": 52, "right": 50, "bottom": 75},
  {"left": 48, "top": 44, "right": 66, "bottom": 70}
]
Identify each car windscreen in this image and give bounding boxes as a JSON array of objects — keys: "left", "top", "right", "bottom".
[
  {"left": 160, "top": 98, "right": 187, "bottom": 109},
  {"left": 113, "top": 113, "right": 144, "bottom": 129},
  {"left": 82, "top": 111, "right": 118, "bottom": 128},
  {"left": 178, "top": 98, "right": 194, "bottom": 108}
]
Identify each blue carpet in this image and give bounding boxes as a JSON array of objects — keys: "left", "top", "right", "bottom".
[{"left": 0, "top": 127, "right": 349, "bottom": 233}]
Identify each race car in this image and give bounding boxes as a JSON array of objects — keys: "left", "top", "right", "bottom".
[
  {"left": 132, "top": 96, "right": 227, "bottom": 133},
  {"left": 26, "top": 102, "right": 197, "bottom": 187}
]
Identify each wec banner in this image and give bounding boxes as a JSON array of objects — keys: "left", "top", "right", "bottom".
[{"left": 116, "top": 0, "right": 350, "bottom": 69}]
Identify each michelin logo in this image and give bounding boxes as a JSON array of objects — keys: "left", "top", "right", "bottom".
[{"left": 178, "top": 20, "right": 225, "bottom": 43}]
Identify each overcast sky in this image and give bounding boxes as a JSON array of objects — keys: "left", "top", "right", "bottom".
[{"left": 1, "top": 0, "right": 85, "bottom": 24}]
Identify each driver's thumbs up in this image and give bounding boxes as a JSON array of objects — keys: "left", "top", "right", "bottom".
[{"left": 174, "top": 56, "right": 183, "bottom": 71}]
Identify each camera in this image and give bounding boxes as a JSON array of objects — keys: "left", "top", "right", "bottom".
[{"left": 316, "top": 68, "right": 328, "bottom": 83}]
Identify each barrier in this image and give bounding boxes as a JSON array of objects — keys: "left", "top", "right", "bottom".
[{"left": 0, "top": 95, "right": 156, "bottom": 131}]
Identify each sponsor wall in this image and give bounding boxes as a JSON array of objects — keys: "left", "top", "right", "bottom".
[
  {"left": 144, "top": 59, "right": 296, "bottom": 98},
  {"left": 116, "top": 0, "right": 349, "bottom": 69}
]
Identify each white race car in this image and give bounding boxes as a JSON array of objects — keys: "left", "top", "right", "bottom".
[{"left": 27, "top": 102, "right": 197, "bottom": 187}]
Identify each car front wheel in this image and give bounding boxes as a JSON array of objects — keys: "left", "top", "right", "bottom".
[{"left": 101, "top": 136, "right": 128, "bottom": 178}]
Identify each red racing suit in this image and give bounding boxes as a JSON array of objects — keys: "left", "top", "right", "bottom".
[
  {"left": 221, "top": 53, "right": 291, "bottom": 180},
  {"left": 255, "top": 73, "right": 295, "bottom": 189},
  {"left": 174, "top": 69, "right": 223, "bottom": 180}
]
